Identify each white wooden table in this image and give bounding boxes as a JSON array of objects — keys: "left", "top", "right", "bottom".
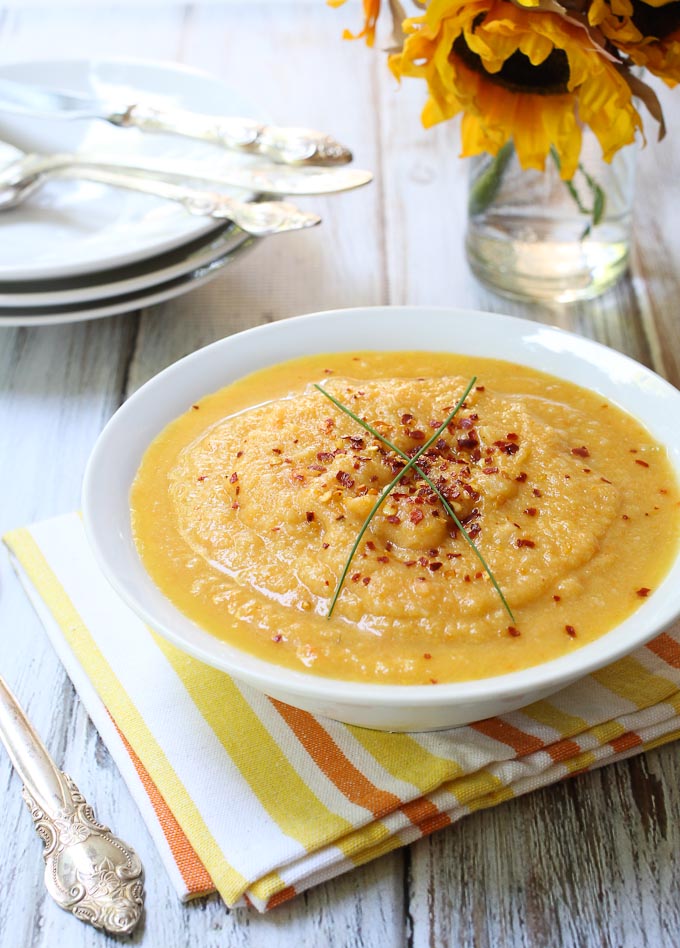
[{"left": 1, "top": 4, "right": 679, "bottom": 946}]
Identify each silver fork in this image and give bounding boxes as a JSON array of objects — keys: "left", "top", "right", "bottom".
[{"left": 0, "top": 164, "right": 321, "bottom": 236}]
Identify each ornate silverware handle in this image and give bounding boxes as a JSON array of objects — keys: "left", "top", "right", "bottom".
[
  {"left": 113, "top": 103, "right": 353, "bottom": 166},
  {"left": 0, "top": 676, "right": 144, "bottom": 935}
]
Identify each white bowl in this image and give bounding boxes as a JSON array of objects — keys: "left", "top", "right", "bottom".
[{"left": 82, "top": 307, "right": 680, "bottom": 731}]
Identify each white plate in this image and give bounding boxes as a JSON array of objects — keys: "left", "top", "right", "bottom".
[
  {"left": 0, "top": 230, "right": 256, "bottom": 326},
  {"left": 0, "top": 222, "right": 248, "bottom": 307},
  {"left": 0, "top": 58, "right": 260, "bottom": 280}
]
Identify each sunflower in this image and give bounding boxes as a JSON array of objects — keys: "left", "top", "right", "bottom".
[
  {"left": 388, "top": 0, "right": 643, "bottom": 178},
  {"left": 588, "top": 0, "right": 680, "bottom": 85},
  {"left": 328, "top": 0, "right": 382, "bottom": 46}
]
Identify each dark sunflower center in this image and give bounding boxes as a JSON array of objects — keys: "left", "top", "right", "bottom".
[
  {"left": 452, "top": 34, "right": 570, "bottom": 94},
  {"left": 629, "top": 0, "right": 680, "bottom": 38}
]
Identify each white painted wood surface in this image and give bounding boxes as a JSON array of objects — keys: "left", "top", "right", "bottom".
[{"left": 0, "top": 4, "right": 679, "bottom": 947}]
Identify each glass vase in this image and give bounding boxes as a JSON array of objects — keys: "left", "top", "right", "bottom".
[{"left": 465, "top": 133, "right": 637, "bottom": 303}]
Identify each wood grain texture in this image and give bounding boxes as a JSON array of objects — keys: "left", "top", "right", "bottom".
[{"left": 0, "top": 4, "right": 679, "bottom": 948}]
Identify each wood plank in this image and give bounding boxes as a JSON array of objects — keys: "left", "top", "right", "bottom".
[{"left": 408, "top": 746, "right": 680, "bottom": 948}]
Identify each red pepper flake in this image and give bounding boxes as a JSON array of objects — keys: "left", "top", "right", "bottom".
[
  {"left": 351, "top": 572, "right": 361, "bottom": 582},
  {"left": 507, "top": 626, "right": 521, "bottom": 637},
  {"left": 524, "top": 508, "right": 537, "bottom": 517},
  {"left": 475, "top": 571, "right": 483, "bottom": 579},
  {"left": 622, "top": 514, "right": 630, "bottom": 520},
  {"left": 636, "top": 587, "right": 652, "bottom": 597},
  {"left": 553, "top": 595, "right": 561, "bottom": 602},
  {"left": 386, "top": 514, "right": 401, "bottom": 524},
  {"left": 506, "top": 432, "right": 519, "bottom": 442},
  {"left": 404, "top": 560, "right": 417, "bottom": 567},
  {"left": 366, "top": 540, "right": 376, "bottom": 551},
  {"left": 323, "top": 368, "right": 333, "bottom": 374},
  {"left": 410, "top": 508, "right": 425, "bottom": 525},
  {"left": 197, "top": 475, "right": 207, "bottom": 482},
  {"left": 292, "top": 473, "right": 305, "bottom": 483},
  {"left": 377, "top": 555, "right": 389, "bottom": 563},
  {"left": 272, "top": 447, "right": 282, "bottom": 455},
  {"left": 475, "top": 385, "right": 485, "bottom": 392},
  {"left": 423, "top": 652, "right": 432, "bottom": 660},
  {"left": 348, "top": 436, "right": 365, "bottom": 450},
  {"left": 565, "top": 625, "right": 577, "bottom": 638},
  {"left": 483, "top": 466, "right": 499, "bottom": 475},
  {"left": 429, "top": 678, "right": 438, "bottom": 685},
  {"left": 309, "top": 464, "right": 327, "bottom": 472},
  {"left": 533, "top": 488, "right": 542, "bottom": 498},
  {"left": 322, "top": 542, "right": 330, "bottom": 549},
  {"left": 305, "top": 511, "right": 315, "bottom": 523},
  {"left": 231, "top": 502, "right": 240, "bottom": 510},
  {"left": 236, "top": 451, "right": 243, "bottom": 458},
  {"left": 515, "top": 472, "right": 528, "bottom": 483},
  {"left": 336, "top": 470, "right": 355, "bottom": 488},
  {"left": 447, "top": 552, "right": 462, "bottom": 559},
  {"left": 571, "top": 446, "right": 590, "bottom": 458},
  {"left": 400, "top": 413, "right": 414, "bottom": 425},
  {"left": 457, "top": 437, "right": 478, "bottom": 450},
  {"left": 429, "top": 562, "right": 443, "bottom": 571},
  {"left": 635, "top": 459, "right": 650, "bottom": 468},
  {"left": 272, "top": 634, "right": 283, "bottom": 643},
  {"left": 317, "top": 451, "right": 334, "bottom": 462},
  {"left": 362, "top": 576, "right": 371, "bottom": 586},
  {"left": 494, "top": 440, "right": 520, "bottom": 455},
  {"left": 230, "top": 472, "right": 238, "bottom": 484},
  {"left": 464, "top": 574, "right": 471, "bottom": 583},
  {"left": 600, "top": 477, "right": 611, "bottom": 484},
  {"left": 407, "top": 429, "right": 426, "bottom": 441},
  {"left": 583, "top": 468, "right": 591, "bottom": 474},
  {"left": 660, "top": 488, "right": 668, "bottom": 494},
  {"left": 385, "top": 541, "right": 393, "bottom": 551},
  {"left": 516, "top": 538, "right": 536, "bottom": 548}
]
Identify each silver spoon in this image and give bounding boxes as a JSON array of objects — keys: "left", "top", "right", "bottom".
[
  {"left": 0, "top": 676, "right": 144, "bottom": 935},
  {"left": 0, "top": 165, "right": 321, "bottom": 236}
]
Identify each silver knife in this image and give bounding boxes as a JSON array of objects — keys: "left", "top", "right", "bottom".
[
  {"left": 0, "top": 77, "right": 352, "bottom": 166},
  {"left": 0, "top": 149, "right": 373, "bottom": 197}
]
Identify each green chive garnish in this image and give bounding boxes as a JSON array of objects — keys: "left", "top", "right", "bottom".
[{"left": 314, "top": 379, "right": 514, "bottom": 622}]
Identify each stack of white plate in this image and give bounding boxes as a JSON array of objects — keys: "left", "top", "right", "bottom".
[{"left": 0, "top": 59, "right": 262, "bottom": 326}]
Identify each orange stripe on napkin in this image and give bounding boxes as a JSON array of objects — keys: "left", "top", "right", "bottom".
[
  {"left": 609, "top": 731, "right": 643, "bottom": 755},
  {"left": 471, "top": 718, "right": 545, "bottom": 756},
  {"left": 272, "top": 700, "right": 404, "bottom": 817},
  {"left": 647, "top": 633, "right": 680, "bottom": 669},
  {"left": 272, "top": 700, "right": 448, "bottom": 833},
  {"left": 112, "top": 717, "right": 214, "bottom": 896},
  {"left": 545, "top": 738, "right": 583, "bottom": 763},
  {"left": 265, "top": 885, "right": 297, "bottom": 910}
]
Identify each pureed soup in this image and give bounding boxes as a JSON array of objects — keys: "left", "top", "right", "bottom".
[{"left": 131, "top": 351, "right": 680, "bottom": 685}]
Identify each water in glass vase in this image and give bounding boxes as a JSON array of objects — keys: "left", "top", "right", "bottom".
[{"left": 465, "top": 136, "right": 636, "bottom": 303}]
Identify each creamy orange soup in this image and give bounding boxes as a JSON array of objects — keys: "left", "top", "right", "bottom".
[{"left": 131, "top": 352, "right": 680, "bottom": 685}]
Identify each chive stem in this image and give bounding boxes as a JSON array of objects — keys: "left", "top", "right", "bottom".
[{"left": 314, "top": 379, "right": 514, "bottom": 622}]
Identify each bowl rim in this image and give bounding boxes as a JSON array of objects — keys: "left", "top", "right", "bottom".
[{"left": 82, "top": 305, "right": 680, "bottom": 708}]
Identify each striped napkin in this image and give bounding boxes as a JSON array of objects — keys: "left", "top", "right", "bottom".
[{"left": 4, "top": 513, "right": 680, "bottom": 912}]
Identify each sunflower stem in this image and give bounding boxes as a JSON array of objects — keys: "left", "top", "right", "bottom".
[
  {"left": 468, "top": 141, "right": 514, "bottom": 216},
  {"left": 550, "top": 146, "right": 607, "bottom": 240}
]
